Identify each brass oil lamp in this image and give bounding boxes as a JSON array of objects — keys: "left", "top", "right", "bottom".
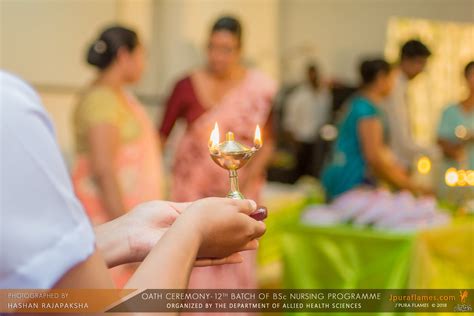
[{"left": 208, "top": 123, "right": 267, "bottom": 220}]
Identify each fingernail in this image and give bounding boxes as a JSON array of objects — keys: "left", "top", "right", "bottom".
[{"left": 250, "top": 207, "right": 267, "bottom": 221}]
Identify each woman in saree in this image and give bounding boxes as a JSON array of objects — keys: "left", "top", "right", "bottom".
[
  {"left": 159, "top": 16, "right": 276, "bottom": 292},
  {"left": 72, "top": 26, "right": 163, "bottom": 286},
  {"left": 436, "top": 61, "right": 474, "bottom": 199},
  {"left": 321, "top": 59, "right": 428, "bottom": 200}
]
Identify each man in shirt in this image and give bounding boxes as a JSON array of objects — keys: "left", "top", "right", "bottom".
[
  {"left": 383, "top": 40, "right": 438, "bottom": 169},
  {"left": 283, "top": 64, "right": 332, "bottom": 179}
]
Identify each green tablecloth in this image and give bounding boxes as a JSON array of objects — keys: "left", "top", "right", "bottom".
[
  {"left": 281, "top": 225, "right": 414, "bottom": 289},
  {"left": 277, "top": 218, "right": 473, "bottom": 290},
  {"left": 258, "top": 197, "right": 474, "bottom": 315}
]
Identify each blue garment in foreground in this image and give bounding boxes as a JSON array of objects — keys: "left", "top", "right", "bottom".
[{"left": 322, "top": 95, "right": 384, "bottom": 199}]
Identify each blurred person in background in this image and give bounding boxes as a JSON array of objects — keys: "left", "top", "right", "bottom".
[
  {"left": 71, "top": 26, "right": 163, "bottom": 286},
  {"left": 283, "top": 63, "right": 331, "bottom": 179},
  {"left": 437, "top": 61, "right": 474, "bottom": 197},
  {"left": 383, "top": 39, "right": 438, "bottom": 169},
  {"left": 322, "top": 59, "right": 429, "bottom": 200},
  {"left": 159, "top": 16, "right": 275, "bottom": 294},
  {"left": 73, "top": 26, "right": 162, "bottom": 223}
]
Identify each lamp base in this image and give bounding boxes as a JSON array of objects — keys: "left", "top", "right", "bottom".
[{"left": 227, "top": 190, "right": 245, "bottom": 199}]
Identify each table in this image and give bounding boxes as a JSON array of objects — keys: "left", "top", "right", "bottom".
[
  {"left": 258, "top": 197, "right": 474, "bottom": 315},
  {"left": 280, "top": 218, "right": 473, "bottom": 289}
]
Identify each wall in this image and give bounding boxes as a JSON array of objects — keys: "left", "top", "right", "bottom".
[
  {"left": 0, "top": 0, "right": 156, "bottom": 160},
  {"left": 1, "top": 0, "right": 280, "bottom": 158},
  {"left": 152, "top": 0, "right": 280, "bottom": 96},
  {"left": 279, "top": 0, "right": 474, "bottom": 84},
  {"left": 1, "top": 0, "right": 473, "bottom": 158},
  {"left": 0, "top": 0, "right": 117, "bottom": 88},
  {"left": 0, "top": 0, "right": 279, "bottom": 97},
  {"left": 5, "top": 0, "right": 471, "bottom": 93}
]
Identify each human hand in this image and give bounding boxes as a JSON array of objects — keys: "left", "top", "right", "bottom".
[
  {"left": 124, "top": 198, "right": 265, "bottom": 289},
  {"left": 123, "top": 201, "right": 187, "bottom": 263},
  {"left": 124, "top": 200, "right": 261, "bottom": 265},
  {"left": 179, "top": 197, "right": 266, "bottom": 260},
  {"left": 95, "top": 200, "right": 253, "bottom": 268},
  {"left": 95, "top": 201, "right": 184, "bottom": 267}
]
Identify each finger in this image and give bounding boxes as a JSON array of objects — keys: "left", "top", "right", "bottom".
[
  {"left": 238, "top": 239, "right": 259, "bottom": 252},
  {"left": 194, "top": 258, "right": 215, "bottom": 267},
  {"left": 215, "top": 253, "right": 243, "bottom": 264},
  {"left": 168, "top": 201, "right": 192, "bottom": 214},
  {"left": 250, "top": 221, "right": 266, "bottom": 239},
  {"left": 233, "top": 199, "right": 257, "bottom": 215},
  {"left": 195, "top": 253, "right": 243, "bottom": 267}
]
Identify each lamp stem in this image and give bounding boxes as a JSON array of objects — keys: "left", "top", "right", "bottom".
[{"left": 228, "top": 169, "right": 244, "bottom": 199}]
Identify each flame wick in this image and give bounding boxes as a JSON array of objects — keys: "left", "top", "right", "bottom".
[
  {"left": 209, "top": 122, "right": 220, "bottom": 148},
  {"left": 254, "top": 125, "right": 262, "bottom": 148}
]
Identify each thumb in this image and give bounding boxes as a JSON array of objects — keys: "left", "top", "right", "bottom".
[{"left": 232, "top": 199, "right": 257, "bottom": 215}]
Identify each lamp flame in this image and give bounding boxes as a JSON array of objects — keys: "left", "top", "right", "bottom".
[
  {"left": 209, "top": 122, "right": 220, "bottom": 148},
  {"left": 254, "top": 125, "right": 262, "bottom": 148}
]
